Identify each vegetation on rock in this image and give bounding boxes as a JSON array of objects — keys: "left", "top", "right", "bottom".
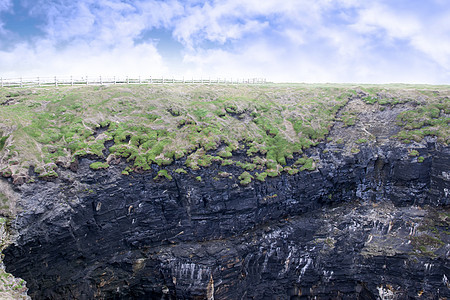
[
  {"left": 154, "top": 169, "right": 173, "bottom": 180},
  {"left": 0, "top": 83, "right": 448, "bottom": 185},
  {"left": 89, "top": 162, "right": 109, "bottom": 170},
  {"left": 238, "top": 171, "right": 253, "bottom": 185},
  {"left": 395, "top": 102, "right": 450, "bottom": 144}
]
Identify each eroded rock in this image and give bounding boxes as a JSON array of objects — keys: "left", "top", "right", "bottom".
[{"left": 2, "top": 140, "right": 449, "bottom": 299}]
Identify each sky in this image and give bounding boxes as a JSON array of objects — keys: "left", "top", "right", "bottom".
[{"left": 0, "top": 0, "right": 449, "bottom": 84}]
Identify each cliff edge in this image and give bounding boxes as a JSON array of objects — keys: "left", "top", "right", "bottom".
[{"left": 0, "top": 84, "right": 449, "bottom": 299}]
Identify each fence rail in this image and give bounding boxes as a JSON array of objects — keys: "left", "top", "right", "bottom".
[{"left": 0, "top": 76, "right": 267, "bottom": 88}]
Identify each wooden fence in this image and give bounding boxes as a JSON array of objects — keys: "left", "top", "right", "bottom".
[{"left": 0, "top": 76, "right": 267, "bottom": 88}]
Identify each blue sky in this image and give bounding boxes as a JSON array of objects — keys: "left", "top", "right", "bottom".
[{"left": 0, "top": 0, "right": 449, "bottom": 83}]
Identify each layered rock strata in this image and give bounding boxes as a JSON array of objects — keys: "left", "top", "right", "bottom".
[{"left": 3, "top": 140, "right": 449, "bottom": 299}]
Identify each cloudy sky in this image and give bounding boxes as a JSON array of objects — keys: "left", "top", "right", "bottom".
[{"left": 0, "top": 0, "right": 449, "bottom": 83}]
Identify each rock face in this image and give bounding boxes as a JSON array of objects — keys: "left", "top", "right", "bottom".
[{"left": 3, "top": 137, "right": 450, "bottom": 299}]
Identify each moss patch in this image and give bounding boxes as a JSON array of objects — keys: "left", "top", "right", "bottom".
[
  {"left": 154, "top": 169, "right": 173, "bottom": 180},
  {"left": 89, "top": 162, "right": 109, "bottom": 170},
  {"left": 238, "top": 171, "right": 253, "bottom": 185}
]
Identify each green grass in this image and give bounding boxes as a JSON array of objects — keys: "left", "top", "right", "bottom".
[
  {"left": 340, "top": 111, "right": 357, "bottom": 126},
  {"left": 89, "top": 162, "right": 109, "bottom": 170},
  {"left": 362, "top": 96, "right": 378, "bottom": 104},
  {"left": 154, "top": 169, "right": 173, "bottom": 180},
  {"left": 355, "top": 138, "right": 367, "bottom": 144},
  {"left": 255, "top": 172, "right": 268, "bottom": 181},
  {"left": 351, "top": 148, "right": 360, "bottom": 154},
  {"left": 174, "top": 168, "right": 187, "bottom": 174},
  {"left": 0, "top": 84, "right": 448, "bottom": 183},
  {"left": 294, "top": 156, "right": 315, "bottom": 171},
  {"left": 409, "top": 150, "right": 419, "bottom": 157},
  {"left": 395, "top": 101, "right": 450, "bottom": 144},
  {"left": 238, "top": 171, "right": 253, "bottom": 185},
  {"left": 0, "top": 134, "right": 9, "bottom": 151}
]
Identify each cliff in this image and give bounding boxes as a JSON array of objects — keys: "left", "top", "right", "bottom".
[{"left": 0, "top": 84, "right": 449, "bottom": 299}]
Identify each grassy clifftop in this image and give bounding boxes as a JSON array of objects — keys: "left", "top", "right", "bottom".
[{"left": 0, "top": 83, "right": 449, "bottom": 185}]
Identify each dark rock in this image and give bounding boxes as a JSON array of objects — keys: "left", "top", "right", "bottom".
[{"left": 3, "top": 142, "right": 450, "bottom": 299}]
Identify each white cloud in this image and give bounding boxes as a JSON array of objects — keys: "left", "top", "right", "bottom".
[
  {"left": 171, "top": 0, "right": 369, "bottom": 49},
  {"left": 355, "top": 4, "right": 421, "bottom": 38},
  {"left": 0, "top": 39, "right": 168, "bottom": 78},
  {"left": 0, "top": 0, "right": 179, "bottom": 77},
  {"left": 172, "top": 0, "right": 325, "bottom": 47},
  {"left": 0, "top": 0, "right": 449, "bottom": 83},
  {"left": 353, "top": 3, "right": 450, "bottom": 70},
  {"left": 409, "top": 14, "right": 450, "bottom": 67},
  {"left": 22, "top": 0, "right": 182, "bottom": 47}
]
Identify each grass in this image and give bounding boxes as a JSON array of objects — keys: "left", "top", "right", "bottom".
[
  {"left": 89, "top": 162, "right": 109, "bottom": 170},
  {"left": 154, "top": 169, "right": 173, "bottom": 180},
  {"left": 351, "top": 148, "right": 360, "bottom": 154},
  {"left": 0, "top": 83, "right": 448, "bottom": 184},
  {"left": 395, "top": 100, "right": 450, "bottom": 144},
  {"left": 255, "top": 172, "right": 267, "bottom": 181},
  {"left": 340, "top": 111, "right": 357, "bottom": 126},
  {"left": 0, "top": 134, "right": 9, "bottom": 151},
  {"left": 294, "top": 156, "right": 316, "bottom": 171},
  {"left": 408, "top": 150, "right": 419, "bottom": 157},
  {"left": 174, "top": 168, "right": 187, "bottom": 174},
  {"left": 355, "top": 138, "right": 368, "bottom": 144}
]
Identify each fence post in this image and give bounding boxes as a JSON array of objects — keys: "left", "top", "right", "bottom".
[
  {"left": 100, "top": 76, "right": 102, "bottom": 85},
  {"left": 20, "top": 77, "right": 23, "bottom": 88},
  {"left": 1, "top": 77, "right": 3, "bottom": 88},
  {"left": 127, "top": 76, "right": 129, "bottom": 84},
  {"left": 55, "top": 76, "right": 58, "bottom": 87},
  {"left": 71, "top": 76, "right": 73, "bottom": 86},
  {"left": 37, "top": 77, "right": 40, "bottom": 86},
  {"left": 183, "top": 76, "right": 185, "bottom": 83},
  {"left": 86, "top": 76, "right": 89, "bottom": 85},
  {"left": 139, "top": 76, "right": 141, "bottom": 84},
  {"left": 150, "top": 76, "right": 152, "bottom": 84}
]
